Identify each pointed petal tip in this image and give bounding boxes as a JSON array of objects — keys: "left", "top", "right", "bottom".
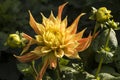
[
  {"left": 58, "top": 2, "right": 68, "bottom": 20},
  {"left": 77, "top": 13, "right": 86, "bottom": 19}
]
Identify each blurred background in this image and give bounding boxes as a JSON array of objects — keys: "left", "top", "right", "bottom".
[{"left": 0, "top": 0, "right": 120, "bottom": 80}]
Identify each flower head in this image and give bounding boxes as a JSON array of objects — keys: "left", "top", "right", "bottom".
[
  {"left": 5, "top": 34, "right": 21, "bottom": 48},
  {"left": 96, "top": 7, "right": 112, "bottom": 22},
  {"left": 14, "top": 3, "right": 93, "bottom": 80},
  {"left": 89, "top": 7, "right": 112, "bottom": 23}
]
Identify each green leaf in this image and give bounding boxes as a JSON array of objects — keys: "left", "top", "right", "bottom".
[
  {"left": 17, "top": 63, "right": 34, "bottom": 80},
  {"left": 92, "top": 28, "right": 118, "bottom": 63},
  {"left": 59, "top": 58, "right": 69, "bottom": 66},
  {"left": 114, "top": 47, "right": 120, "bottom": 73}
]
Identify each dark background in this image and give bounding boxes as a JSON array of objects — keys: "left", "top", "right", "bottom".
[{"left": 0, "top": 0, "right": 120, "bottom": 80}]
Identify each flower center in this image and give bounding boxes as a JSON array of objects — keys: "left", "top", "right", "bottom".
[{"left": 43, "top": 29, "right": 62, "bottom": 49}]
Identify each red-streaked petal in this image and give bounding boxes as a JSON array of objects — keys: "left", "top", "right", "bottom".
[
  {"left": 31, "top": 46, "right": 47, "bottom": 57},
  {"left": 21, "top": 33, "right": 38, "bottom": 55},
  {"left": 22, "top": 33, "right": 37, "bottom": 44},
  {"left": 36, "top": 59, "right": 49, "bottom": 80},
  {"left": 58, "top": 2, "right": 68, "bottom": 21},
  {"left": 49, "top": 54, "right": 57, "bottom": 68},
  {"left": 14, "top": 52, "right": 40, "bottom": 63},
  {"left": 76, "top": 33, "right": 92, "bottom": 52},
  {"left": 29, "top": 11, "right": 41, "bottom": 34},
  {"left": 20, "top": 40, "right": 32, "bottom": 55},
  {"left": 66, "top": 13, "right": 86, "bottom": 34}
]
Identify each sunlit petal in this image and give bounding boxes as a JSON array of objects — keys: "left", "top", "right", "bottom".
[
  {"left": 14, "top": 52, "right": 39, "bottom": 62},
  {"left": 76, "top": 33, "right": 92, "bottom": 52},
  {"left": 58, "top": 2, "right": 68, "bottom": 21},
  {"left": 74, "top": 28, "right": 86, "bottom": 40},
  {"left": 66, "top": 13, "right": 86, "bottom": 34},
  {"left": 36, "top": 59, "right": 49, "bottom": 80},
  {"left": 65, "top": 49, "right": 80, "bottom": 59},
  {"left": 60, "top": 16, "right": 68, "bottom": 32},
  {"left": 54, "top": 49, "right": 64, "bottom": 58},
  {"left": 49, "top": 54, "right": 57, "bottom": 68},
  {"left": 29, "top": 11, "right": 41, "bottom": 34},
  {"left": 41, "top": 47, "right": 52, "bottom": 54}
]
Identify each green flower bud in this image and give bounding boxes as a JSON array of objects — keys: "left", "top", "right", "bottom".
[
  {"left": 107, "top": 20, "right": 119, "bottom": 29},
  {"left": 96, "top": 7, "right": 112, "bottom": 22},
  {"left": 6, "top": 34, "right": 21, "bottom": 48}
]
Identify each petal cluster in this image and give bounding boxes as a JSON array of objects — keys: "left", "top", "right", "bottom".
[{"left": 15, "top": 3, "right": 93, "bottom": 80}]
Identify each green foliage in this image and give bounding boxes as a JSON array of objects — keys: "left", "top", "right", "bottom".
[
  {"left": 92, "top": 28, "right": 118, "bottom": 63},
  {"left": 114, "top": 47, "right": 120, "bottom": 73},
  {"left": 1, "top": 0, "right": 120, "bottom": 80},
  {"left": 17, "top": 63, "right": 35, "bottom": 80},
  {"left": 0, "top": 32, "right": 8, "bottom": 50},
  {"left": 0, "top": 0, "right": 22, "bottom": 31}
]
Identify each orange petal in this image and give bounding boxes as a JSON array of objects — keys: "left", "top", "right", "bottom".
[
  {"left": 66, "top": 13, "right": 86, "bottom": 34},
  {"left": 76, "top": 33, "right": 92, "bottom": 52},
  {"left": 31, "top": 46, "right": 47, "bottom": 56},
  {"left": 29, "top": 11, "right": 41, "bottom": 34},
  {"left": 36, "top": 59, "right": 49, "bottom": 80},
  {"left": 58, "top": 2, "right": 68, "bottom": 21},
  {"left": 49, "top": 54, "right": 57, "bottom": 68},
  {"left": 22, "top": 33, "right": 37, "bottom": 44},
  {"left": 21, "top": 33, "right": 38, "bottom": 55},
  {"left": 14, "top": 52, "right": 40, "bottom": 62}
]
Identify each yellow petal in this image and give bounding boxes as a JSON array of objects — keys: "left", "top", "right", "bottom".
[
  {"left": 66, "top": 13, "right": 86, "bottom": 34},
  {"left": 60, "top": 16, "right": 68, "bottom": 32},
  {"left": 49, "top": 11, "right": 57, "bottom": 23},
  {"left": 74, "top": 28, "right": 86, "bottom": 40},
  {"left": 58, "top": 2, "right": 68, "bottom": 21},
  {"left": 64, "top": 49, "right": 80, "bottom": 59},
  {"left": 29, "top": 11, "right": 41, "bottom": 34},
  {"left": 31, "top": 46, "right": 47, "bottom": 57},
  {"left": 41, "top": 47, "right": 52, "bottom": 54},
  {"left": 36, "top": 23, "right": 45, "bottom": 35},
  {"left": 41, "top": 13, "right": 48, "bottom": 26},
  {"left": 54, "top": 49, "right": 64, "bottom": 58},
  {"left": 35, "top": 35, "right": 43, "bottom": 44}
]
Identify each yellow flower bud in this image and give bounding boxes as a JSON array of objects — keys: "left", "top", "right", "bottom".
[
  {"left": 96, "top": 7, "right": 112, "bottom": 22},
  {"left": 6, "top": 34, "right": 21, "bottom": 48}
]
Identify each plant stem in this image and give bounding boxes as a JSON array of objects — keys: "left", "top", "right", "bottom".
[
  {"left": 95, "top": 28, "right": 111, "bottom": 79},
  {"left": 31, "top": 60, "right": 38, "bottom": 76},
  {"left": 56, "top": 59, "right": 61, "bottom": 80},
  {"left": 92, "top": 22, "right": 99, "bottom": 39},
  {"left": 105, "top": 28, "right": 111, "bottom": 48},
  {"left": 95, "top": 57, "right": 103, "bottom": 79}
]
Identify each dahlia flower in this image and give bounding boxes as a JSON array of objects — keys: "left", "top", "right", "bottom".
[{"left": 15, "top": 3, "right": 93, "bottom": 80}]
